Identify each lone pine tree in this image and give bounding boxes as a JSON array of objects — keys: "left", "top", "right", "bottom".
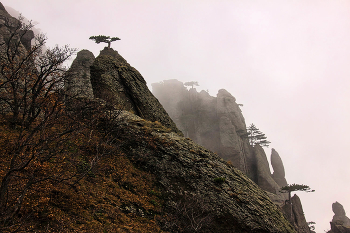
[{"left": 89, "top": 35, "right": 120, "bottom": 48}]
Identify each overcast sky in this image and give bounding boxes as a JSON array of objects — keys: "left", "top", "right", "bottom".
[{"left": 3, "top": 1, "right": 350, "bottom": 232}]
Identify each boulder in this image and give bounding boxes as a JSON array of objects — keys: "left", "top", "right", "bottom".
[{"left": 90, "top": 47, "right": 182, "bottom": 135}]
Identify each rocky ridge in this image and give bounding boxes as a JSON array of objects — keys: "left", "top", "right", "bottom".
[
  {"left": 152, "top": 79, "right": 311, "bottom": 232},
  {"left": 65, "top": 50, "right": 298, "bottom": 232}
]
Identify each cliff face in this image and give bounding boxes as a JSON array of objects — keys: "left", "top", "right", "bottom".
[
  {"left": 152, "top": 79, "right": 311, "bottom": 232},
  {"left": 152, "top": 80, "right": 285, "bottom": 192}
]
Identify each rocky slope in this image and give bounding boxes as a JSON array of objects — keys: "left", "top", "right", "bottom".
[
  {"left": 0, "top": 3, "right": 307, "bottom": 231},
  {"left": 115, "top": 111, "right": 296, "bottom": 232}
]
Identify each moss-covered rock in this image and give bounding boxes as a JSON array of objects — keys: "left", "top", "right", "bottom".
[{"left": 116, "top": 111, "right": 296, "bottom": 233}]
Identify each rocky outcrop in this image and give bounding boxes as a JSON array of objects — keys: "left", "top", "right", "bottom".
[
  {"left": 332, "top": 202, "right": 350, "bottom": 227},
  {"left": 152, "top": 80, "right": 286, "bottom": 190},
  {"left": 217, "top": 89, "right": 251, "bottom": 174},
  {"left": 89, "top": 47, "right": 182, "bottom": 135},
  {"left": 271, "top": 148, "right": 288, "bottom": 187},
  {"left": 282, "top": 195, "right": 311, "bottom": 233},
  {"left": 253, "top": 146, "right": 281, "bottom": 194},
  {"left": 0, "top": 3, "right": 33, "bottom": 51},
  {"left": 116, "top": 111, "right": 296, "bottom": 233},
  {"left": 64, "top": 50, "right": 95, "bottom": 99}
]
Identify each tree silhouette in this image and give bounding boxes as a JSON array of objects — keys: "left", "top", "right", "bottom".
[
  {"left": 246, "top": 124, "right": 271, "bottom": 147},
  {"left": 281, "top": 183, "right": 315, "bottom": 203},
  {"left": 89, "top": 35, "right": 120, "bottom": 48},
  {"left": 184, "top": 81, "right": 199, "bottom": 89}
]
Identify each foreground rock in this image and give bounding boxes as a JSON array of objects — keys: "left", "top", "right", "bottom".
[
  {"left": 115, "top": 111, "right": 296, "bottom": 233},
  {"left": 90, "top": 48, "right": 182, "bottom": 135}
]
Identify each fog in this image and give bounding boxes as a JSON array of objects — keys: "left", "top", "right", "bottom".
[{"left": 3, "top": 1, "right": 350, "bottom": 232}]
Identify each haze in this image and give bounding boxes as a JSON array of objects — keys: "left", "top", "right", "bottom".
[{"left": 3, "top": 0, "right": 350, "bottom": 232}]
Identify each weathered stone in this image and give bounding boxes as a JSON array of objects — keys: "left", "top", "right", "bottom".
[
  {"left": 271, "top": 148, "right": 288, "bottom": 187},
  {"left": 216, "top": 89, "right": 246, "bottom": 132},
  {"left": 116, "top": 111, "right": 296, "bottom": 233},
  {"left": 64, "top": 49, "right": 95, "bottom": 100},
  {"left": 329, "top": 222, "right": 350, "bottom": 233},
  {"left": 90, "top": 48, "right": 182, "bottom": 135},
  {"left": 332, "top": 202, "right": 350, "bottom": 227},
  {"left": 253, "top": 145, "right": 281, "bottom": 194},
  {"left": 282, "top": 194, "right": 311, "bottom": 233}
]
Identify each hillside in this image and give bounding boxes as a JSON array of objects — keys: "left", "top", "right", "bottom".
[{"left": 0, "top": 3, "right": 300, "bottom": 232}]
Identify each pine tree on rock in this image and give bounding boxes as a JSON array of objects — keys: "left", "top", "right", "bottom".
[
  {"left": 89, "top": 35, "right": 120, "bottom": 48},
  {"left": 246, "top": 123, "right": 271, "bottom": 147}
]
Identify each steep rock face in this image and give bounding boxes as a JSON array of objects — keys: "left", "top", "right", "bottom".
[
  {"left": 217, "top": 89, "right": 251, "bottom": 173},
  {"left": 282, "top": 195, "right": 311, "bottom": 233},
  {"left": 253, "top": 146, "right": 281, "bottom": 194},
  {"left": 64, "top": 49, "right": 95, "bottom": 99},
  {"left": 152, "top": 80, "right": 285, "bottom": 191},
  {"left": 271, "top": 148, "right": 288, "bottom": 187},
  {"left": 116, "top": 111, "right": 296, "bottom": 233},
  {"left": 87, "top": 47, "right": 182, "bottom": 135}
]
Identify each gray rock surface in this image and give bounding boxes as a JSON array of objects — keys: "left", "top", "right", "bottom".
[
  {"left": 115, "top": 111, "right": 296, "bottom": 233},
  {"left": 0, "top": 4, "right": 33, "bottom": 51},
  {"left": 271, "top": 148, "right": 288, "bottom": 187},
  {"left": 64, "top": 49, "right": 95, "bottom": 99},
  {"left": 254, "top": 146, "right": 281, "bottom": 194},
  {"left": 282, "top": 195, "right": 311, "bottom": 233},
  {"left": 332, "top": 202, "right": 350, "bottom": 227},
  {"left": 90, "top": 47, "right": 182, "bottom": 135}
]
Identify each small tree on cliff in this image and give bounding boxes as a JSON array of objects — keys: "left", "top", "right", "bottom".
[
  {"left": 246, "top": 124, "right": 271, "bottom": 147},
  {"left": 184, "top": 81, "right": 199, "bottom": 89},
  {"left": 281, "top": 183, "right": 315, "bottom": 204},
  {"left": 89, "top": 35, "right": 120, "bottom": 48}
]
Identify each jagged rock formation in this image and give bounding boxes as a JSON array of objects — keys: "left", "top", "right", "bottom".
[
  {"left": 88, "top": 48, "right": 182, "bottom": 135},
  {"left": 282, "top": 195, "right": 311, "bottom": 233},
  {"left": 152, "top": 79, "right": 312, "bottom": 232},
  {"left": 64, "top": 49, "right": 95, "bottom": 99},
  {"left": 332, "top": 202, "right": 350, "bottom": 227},
  {"left": 117, "top": 111, "right": 296, "bottom": 233},
  {"left": 152, "top": 80, "right": 283, "bottom": 190},
  {"left": 328, "top": 202, "right": 350, "bottom": 233},
  {"left": 253, "top": 146, "right": 282, "bottom": 195},
  {"left": 64, "top": 58, "right": 297, "bottom": 231},
  {"left": 271, "top": 148, "right": 288, "bottom": 187},
  {"left": 0, "top": 3, "right": 34, "bottom": 53}
]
